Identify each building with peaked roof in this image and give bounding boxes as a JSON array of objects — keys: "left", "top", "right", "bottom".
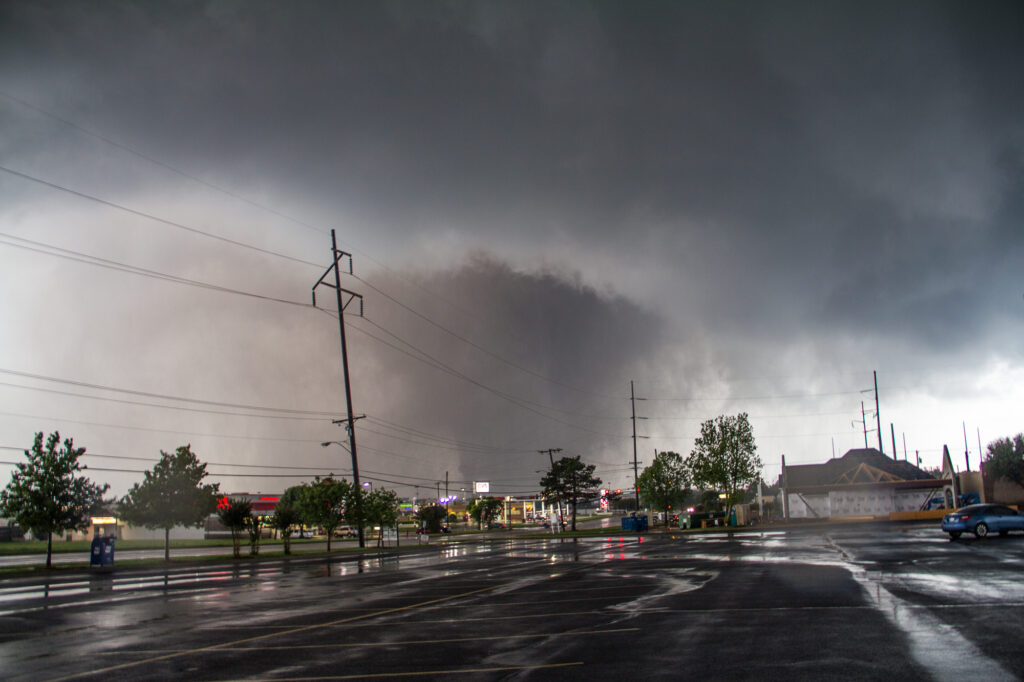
[{"left": 781, "top": 448, "right": 954, "bottom": 519}]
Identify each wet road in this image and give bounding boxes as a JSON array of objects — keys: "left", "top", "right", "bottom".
[{"left": 1, "top": 523, "right": 1022, "bottom": 680}]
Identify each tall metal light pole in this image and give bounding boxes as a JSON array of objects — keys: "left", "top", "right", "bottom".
[{"left": 313, "top": 229, "right": 365, "bottom": 548}]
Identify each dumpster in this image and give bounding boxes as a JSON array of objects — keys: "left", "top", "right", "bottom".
[{"left": 620, "top": 515, "right": 649, "bottom": 532}]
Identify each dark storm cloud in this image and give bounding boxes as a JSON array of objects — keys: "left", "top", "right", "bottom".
[
  {"left": 4, "top": 0, "right": 1019, "bottom": 358},
  {"left": 1, "top": 1, "right": 1021, "bottom": 488},
  {"left": 349, "top": 253, "right": 700, "bottom": 483}
]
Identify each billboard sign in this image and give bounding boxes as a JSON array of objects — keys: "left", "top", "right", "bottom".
[{"left": 474, "top": 481, "right": 490, "bottom": 494}]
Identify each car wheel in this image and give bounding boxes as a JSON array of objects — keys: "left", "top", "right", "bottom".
[
  {"left": 973, "top": 522, "right": 989, "bottom": 538},
  {"left": 948, "top": 532, "right": 961, "bottom": 540}
]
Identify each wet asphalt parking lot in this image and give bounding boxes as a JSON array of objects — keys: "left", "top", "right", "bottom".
[{"left": 1, "top": 523, "right": 1023, "bottom": 681}]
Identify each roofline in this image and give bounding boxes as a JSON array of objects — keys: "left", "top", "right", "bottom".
[{"left": 786, "top": 478, "right": 950, "bottom": 495}]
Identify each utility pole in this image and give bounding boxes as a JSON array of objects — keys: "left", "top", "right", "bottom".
[
  {"left": 312, "top": 229, "right": 366, "bottom": 548},
  {"left": 874, "top": 371, "right": 883, "bottom": 455},
  {"left": 977, "top": 428, "right": 984, "bottom": 469},
  {"left": 539, "top": 448, "right": 562, "bottom": 526},
  {"left": 903, "top": 432, "right": 908, "bottom": 462},
  {"left": 444, "top": 471, "right": 449, "bottom": 524},
  {"left": 852, "top": 401, "right": 869, "bottom": 448},
  {"left": 891, "top": 423, "right": 897, "bottom": 462},
  {"left": 963, "top": 422, "right": 971, "bottom": 471},
  {"left": 630, "top": 380, "right": 648, "bottom": 511}
]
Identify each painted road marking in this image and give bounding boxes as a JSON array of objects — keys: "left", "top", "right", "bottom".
[
  {"left": 47, "top": 582, "right": 507, "bottom": 682},
  {"left": 97, "top": 627, "right": 641, "bottom": 654}
]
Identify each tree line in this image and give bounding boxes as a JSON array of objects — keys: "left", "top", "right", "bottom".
[
  {"left": 0, "top": 432, "right": 400, "bottom": 566},
  {"left": 532, "top": 414, "right": 763, "bottom": 528}
]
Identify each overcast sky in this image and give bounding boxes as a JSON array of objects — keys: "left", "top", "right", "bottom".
[{"left": 1, "top": 1, "right": 1021, "bottom": 503}]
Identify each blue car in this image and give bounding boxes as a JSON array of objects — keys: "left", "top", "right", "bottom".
[{"left": 941, "top": 504, "right": 1024, "bottom": 539}]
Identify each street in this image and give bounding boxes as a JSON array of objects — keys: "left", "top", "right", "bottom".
[{"left": 1, "top": 523, "right": 1022, "bottom": 680}]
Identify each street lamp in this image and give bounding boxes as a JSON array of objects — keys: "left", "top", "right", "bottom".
[{"left": 321, "top": 441, "right": 363, "bottom": 547}]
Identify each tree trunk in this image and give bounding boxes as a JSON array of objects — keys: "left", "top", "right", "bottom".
[
  {"left": 284, "top": 535, "right": 291, "bottom": 555},
  {"left": 46, "top": 532, "right": 53, "bottom": 569},
  {"left": 164, "top": 527, "right": 170, "bottom": 561},
  {"left": 326, "top": 533, "right": 332, "bottom": 552},
  {"left": 231, "top": 530, "right": 240, "bottom": 558},
  {"left": 571, "top": 500, "right": 577, "bottom": 531}
]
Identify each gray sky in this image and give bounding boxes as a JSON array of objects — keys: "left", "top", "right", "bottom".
[{"left": 1, "top": 1, "right": 1021, "bottom": 501}]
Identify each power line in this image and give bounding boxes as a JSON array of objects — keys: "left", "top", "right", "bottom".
[
  {"left": 0, "top": 459, "right": 332, "bottom": 479},
  {"left": 0, "top": 368, "right": 338, "bottom": 417},
  {"left": 0, "top": 166, "right": 322, "bottom": 267},
  {"left": 0, "top": 90, "right": 495, "bottom": 329},
  {"left": 364, "top": 416, "right": 530, "bottom": 454},
  {"left": 348, "top": 316, "right": 628, "bottom": 438},
  {"left": 0, "top": 232, "right": 313, "bottom": 309},
  {"left": 353, "top": 273, "right": 620, "bottom": 400},
  {"left": 0, "top": 381, "right": 329, "bottom": 422},
  {"left": 0, "top": 409, "right": 330, "bottom": 444}
]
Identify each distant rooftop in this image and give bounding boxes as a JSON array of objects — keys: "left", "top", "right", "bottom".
[{"left": 783, "top": 448, "right": 936, "bottom": 489}]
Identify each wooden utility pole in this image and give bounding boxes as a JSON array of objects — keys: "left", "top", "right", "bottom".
[{"left": 312, "top": 229, "right": 366, "bottom": 548}]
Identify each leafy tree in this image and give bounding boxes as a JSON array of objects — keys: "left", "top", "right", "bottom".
[
  {"left": 119, "top": 445, "right": 220, "bottom": 561},
  {"left": 363, "top": 488, "right": 401, "bottom": 547},
  {"left": 686, "top": 413, "right": 761, "bottom": 525},
  {"left": 296, "top": 476, "right": 350, "bottom": 551},
  {"left": 637, "top": 451, "right": 691, "bottom": 526},
  {"left": 416, "top": 504, "right": 447, "bottom": 533},
  {"left": 0, "top": 432, "right": 109, "bottom": 568},
  {"left": 216, "top": 497, "right": 252, "bottom": 559},
  {"left": 467, "top": 497, "right": 503, "bottom": 529},
  {"left": 985, "top": 434, "right": 1024, "bottom": 488},
  {"left": 245, "top": 514, "right": 264, "bottom": 556},
  {"left": 540, "top": 456, "right": 602, "bottom": 531},
  {"left": 269, "top": 486, "right": 304, "bottom": 555}
]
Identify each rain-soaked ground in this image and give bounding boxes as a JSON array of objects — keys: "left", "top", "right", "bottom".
[{"left": 1, "top": 523, "right": 1023, "bottom": 680}]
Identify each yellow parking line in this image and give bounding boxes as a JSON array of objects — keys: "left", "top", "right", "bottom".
[{"left": 47, "top": 583, "right": 506, "bottom": 682}]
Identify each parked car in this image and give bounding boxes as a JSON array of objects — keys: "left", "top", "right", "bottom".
[
  {"left": 333, "top": 526, "right": 357, "bottom": 538},
  {"left": 941, "top": 504, "right": 1024, "bottom": 539}
]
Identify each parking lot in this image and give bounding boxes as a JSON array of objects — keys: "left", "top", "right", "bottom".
[{"left": 1, "top": 523, "right": 1022, "bottom": 680}]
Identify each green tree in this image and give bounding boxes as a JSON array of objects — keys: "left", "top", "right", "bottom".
[
  {"left": 686, "top": 413, "right": 761, "bottom": 526},
  {"left": 416, "top": 504, "right": 447, "bottom": 533},
  {"left": 637, "top": 451, "right": 691, "bottom": 526},
  {"left": 268, "top": 486, "right": 304, "bottom": 555},
  {"left": 467, "top": 497, "right": 503, "bottom": 529},
  {"left": 540, "top": 456, "right": 602, "bottom": 531},
  {"left": 119, "top": 445, "right": 220, "bottom": 561},
  {"left": 985, "top": 434, "right": 1024, "bottom": 488},
  {"left": 245, "top": 514, "right": 264, "bottom": 556},
  {"left": 0, "top": 432, "right": 109, "bottom": 568},
  {"left": 296, "top": 476, "right": 350, "bottom": 551},
  {"left": 363, "top": 488, "right": 401, "bottom": 547},
  {"left": 216, "top": 497, "right": 252, "bottom": 559}
]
